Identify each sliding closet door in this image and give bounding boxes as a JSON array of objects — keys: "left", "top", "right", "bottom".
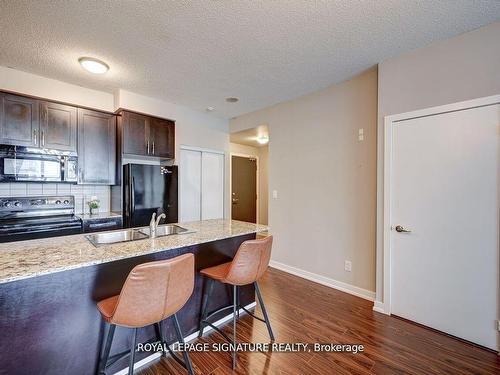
[
  {"left": 179, "top": 148, "right": 224, "bottom": 222},
  {"left": 179, "top": 149, "right": 201, "bottom": 222},
  {"left": 201, "top": 152, "right": 224, "bottom": 220}
]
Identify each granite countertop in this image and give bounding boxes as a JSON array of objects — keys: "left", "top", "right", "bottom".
[
  {"left": 0, "top": 219, "right": 268, "bottom": 284},
  {"left": 77, "top": 211, "right": 122, "bottom": 221}
]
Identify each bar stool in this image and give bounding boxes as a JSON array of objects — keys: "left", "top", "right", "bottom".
[
  {"left": 198, "top": 235, "right": 274, "bottom": 369},
  {"left": 96, "top": 254, "right": 195, "bottom": 375}
]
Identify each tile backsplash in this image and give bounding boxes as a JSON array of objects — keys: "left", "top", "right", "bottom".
[{"left": 0, "top": 183, "right": 111, "bottom": 214}]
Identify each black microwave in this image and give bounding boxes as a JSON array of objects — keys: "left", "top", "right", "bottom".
[{"left": 0, "top": 145, "right": 78, "bottom": 183}]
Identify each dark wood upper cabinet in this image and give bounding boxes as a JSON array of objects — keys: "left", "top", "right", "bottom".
[
  {"left": 149, "top": 117, "right": 175, "bottom": 158},
  {"left": 0, "top": 93, "right": 39, "bottom": 147},
  {"left": 119, "top": 110, "right": 175, "bottom": 158},
  {"left": 40, "top": 101, "right": 77, "bottom": 152},
  {"left": 77, "top": 109, "right": 116, "bottom": 185},
  {"left": 122, "top": 111, "right": 148, "bottom": 156}
]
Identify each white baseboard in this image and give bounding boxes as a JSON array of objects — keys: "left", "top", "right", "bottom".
[
  {"left": 372, "top": 300, "right": 389, "bottom": 315},
  {"left": 113, "top": 302, "right": 257, "bottom": 375},
  {"left": 269, "top": 260, "right": 375, "bottom": 301}
]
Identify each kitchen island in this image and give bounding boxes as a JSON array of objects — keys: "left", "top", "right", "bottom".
[{"left": 0, "top": 219, "right": 268, "bottom": 375}]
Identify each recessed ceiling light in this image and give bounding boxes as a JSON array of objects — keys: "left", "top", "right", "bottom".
[
  {"left": 226, "top": 97, "right": 239, "bottom": 103},
  {"left": 78, "top": 57, "right": 109, "bottom": 74},
  {"left": 206, "top": 106, "right": 215, "bottom": 112},
  {"left": 257, "top": 135, "right": 269, "bottom": 145}
]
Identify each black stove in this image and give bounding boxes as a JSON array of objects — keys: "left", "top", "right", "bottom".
[{"left": 0, "top": 196, "right": 82, "bottom": 243}]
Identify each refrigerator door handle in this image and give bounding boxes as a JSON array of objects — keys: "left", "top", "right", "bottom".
[{"left": 131, "top": 176, "right": 136, "bottom": 217}]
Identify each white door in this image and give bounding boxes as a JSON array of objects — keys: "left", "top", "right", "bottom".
[
  {"left": 179, "top": 148, "right": 224, "bottom": 222},
  {"left": 391, "top": 104, "right": 499, "bottom": 350},
  {"left": 201, "top": 152, "right": 224, "bottom": 220},
  {"left": 179, "top": 149, "right": 201, "bottom": 222}
]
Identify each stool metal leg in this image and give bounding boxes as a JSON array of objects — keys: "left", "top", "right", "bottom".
[
  {"left": 235, "top": 286, "right": 240, "bottom": 319},
  {"left": 232, "top": 284, "right": 237, "bottom": 369},
  {"left": 199, "top": 277, "right": 214, "bottom": 337},
  {"left": 254, "top": 281, "right": 275, "bottom": 341},
  {"left": 128, "top": 328, "right": 137, "bottom": 375},
  {"left": 154, "top": 322, "right": 166, "bottom": 357},
  {"left": 98, "top": 323, "right": 115, "bottom": 374},
  {"left": 173, "top": 313, "right": 195, "bottom": 375}
]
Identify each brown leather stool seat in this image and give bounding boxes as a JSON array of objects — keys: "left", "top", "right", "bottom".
[
  {"left": 199, "top": 262, "right": 231, "bottom": 281},
  {"left": 96, "top": 254, "right": 195, "bottom": 375},
  {"left": 198, "top": 235, "right": 275, "bottom": 369}
]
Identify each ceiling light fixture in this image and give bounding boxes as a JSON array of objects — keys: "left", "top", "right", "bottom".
[
  {"left": 78, "top": 57, "right": 109, "bottom": 74},
  {"left": 257, "top": 135, "right": 269, "bottom": 145},
  {"left": 226, "top": 97, "right": 239, "bottom": 103}
]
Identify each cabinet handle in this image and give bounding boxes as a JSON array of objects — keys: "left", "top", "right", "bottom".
[
  {"left": 147, "top": 139, "right": 150, "bottom": 154},
  {"left": 41, "top": 131, "right": 45, "bottom": 147},
  {"left": 152, "top": 141, "right": 155, "bottom": 155},
  {"left": 33, "top": 129, "right": 37, "bottom": 145}
]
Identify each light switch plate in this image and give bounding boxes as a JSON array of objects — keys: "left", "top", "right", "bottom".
[
  {"left": 358, "top": 128, "right": 364, "bottom": 141},
  {"left": 272, "top": 190, "right": 278, "bottom": 199}
]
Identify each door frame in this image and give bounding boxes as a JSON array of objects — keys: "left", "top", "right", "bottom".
[
  {"left": 382, "top": 94, "right": 500, "bottom": 322},
  {"left": 230, "top": 152, "right": 259, "bottom": 223}
]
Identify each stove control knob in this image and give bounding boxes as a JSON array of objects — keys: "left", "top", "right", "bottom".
[
  {"left": 63, "top": 200, "right": 70, "bottom": 205},
  {"left": 55, "top": 200, "right": 62, "bottom": 205},
  {"left": 14, "top": 201, "right": 21, "bottom": 207},
  {"left": 4, "top": 201, "right": 12, "bottom": 208}
]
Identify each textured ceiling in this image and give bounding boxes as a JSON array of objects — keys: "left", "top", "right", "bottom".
[{"left": 1, "top": 1, "right": 499, "bottom": 119}]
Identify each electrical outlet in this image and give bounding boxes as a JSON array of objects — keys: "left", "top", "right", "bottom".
[
  {"left": 272, "top": 190, "right": 278, "bottom": 199},
  {"left": 344, "top": 260, "right": 352, "bottom": 272}
]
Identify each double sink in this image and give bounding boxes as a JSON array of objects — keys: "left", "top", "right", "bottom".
[{"left": 86, "top": 224, "right": 191, "bottom": 247}]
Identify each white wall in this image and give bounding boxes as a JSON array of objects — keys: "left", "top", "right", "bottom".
[
  {"left": 376, "top": 21, "right": 500, "bottom": 303},
  {"left": 0, "top": 66, "right": 114, "bottom": 111},
  {"left": 0, "top": 68, "right": 230, "bottom": 217},
  {"left": 231, "top": 68, "right": 378, "bottom": 295},
  {"left": 229, "top": 142, "right": 268, "bottom": 225}
]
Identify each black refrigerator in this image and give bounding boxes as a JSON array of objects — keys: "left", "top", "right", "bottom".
[{"left": 122, "top": 164, "right": 178, "bottom": 228}]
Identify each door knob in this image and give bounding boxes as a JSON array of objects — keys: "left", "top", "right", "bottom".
[
  {"left": 232, "top": 198, "right": 239, "bottom": 204},
  {"left": 395, "top": 225, "right": 411, "bottom": 233}
]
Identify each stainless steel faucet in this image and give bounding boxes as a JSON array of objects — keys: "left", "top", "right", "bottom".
[{"left": 149, "top": 212, "right": 166, "bottom": 238}]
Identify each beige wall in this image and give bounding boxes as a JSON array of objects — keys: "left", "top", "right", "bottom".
[
  {"left": 376, "top": 21, "right": 500, "bottom": 302},
  {"left": 231, "top": 68, "right": 378, "bottom": 294},
  {"left": 259, "top": 146, "right": 269, "bottom": 225},
  {"left": 229, "top": 142, "right": 268, "bottom": 225}
]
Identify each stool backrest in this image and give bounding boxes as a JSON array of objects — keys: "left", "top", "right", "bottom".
[
  {"left": 226, "top": 235, "right": 273, "bottom": 285},
  {"left": 111, "top": 253, "right": 194, "bottom": 327}
]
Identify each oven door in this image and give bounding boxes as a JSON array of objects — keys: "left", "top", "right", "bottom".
[
  {"left": 0, "top": 153, "right": 63, "bottom": 182},
  {"left": 0, "top": 217, "right": 83, "bottom": 243}
]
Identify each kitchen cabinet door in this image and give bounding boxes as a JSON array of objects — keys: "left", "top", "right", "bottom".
[
  {"left": 0, "top": 93, "right": 39, "bottom": 147},
  {"left": 122, "top": 111, "right": 148, "bottom": 155},
  {"left": 40, "top": 101, "right": 77, "bottom": 151},
  {"left": 149, "top": 118, "right": 175, "bottom": 158},
  {"left": 77, "top": 109, "right": 116, "bottom": 185}
]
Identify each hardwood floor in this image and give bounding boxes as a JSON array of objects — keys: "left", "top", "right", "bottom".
[{"left": 137, "top": 268, "right": 500, "bottom": 375}]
